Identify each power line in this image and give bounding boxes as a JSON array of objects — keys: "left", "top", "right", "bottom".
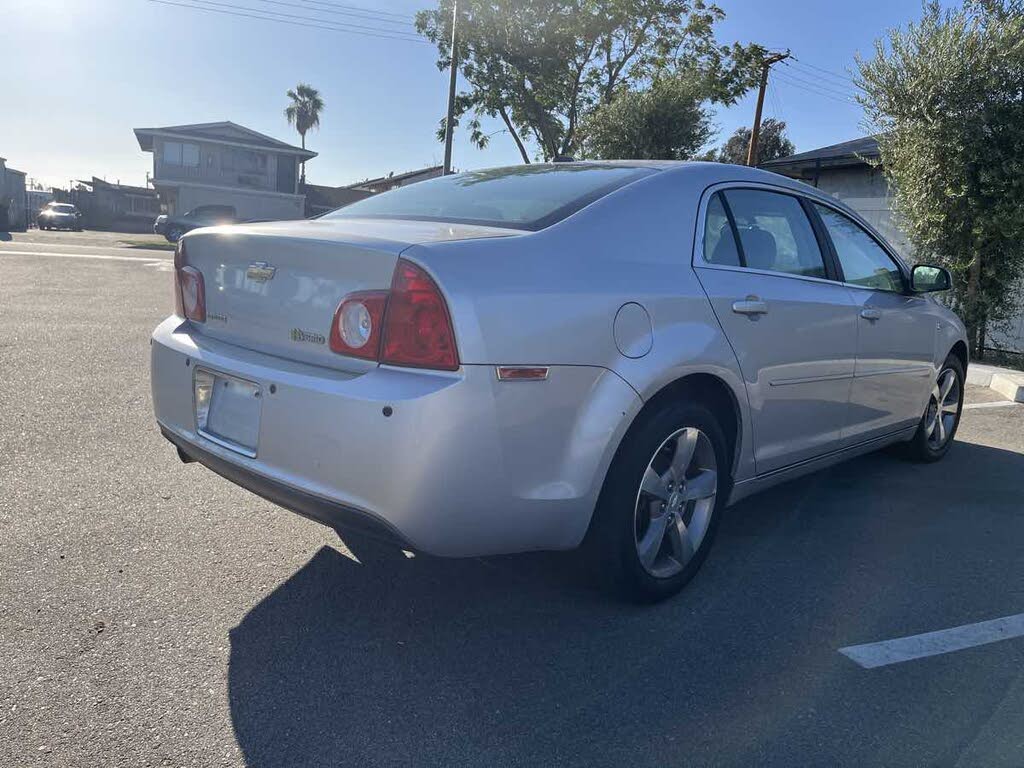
[
  {"left": 299, "top": 0, "right": 414, "bottom": 21},
  {"left": 790, "top": 57, "right": 854, "bottom": 84},
  {"left": 179, "top": 0, "right": 424, "bottom": 38},
  {"left": 777, "top": 66, "right": 857, "bottom": 100},
  {"left": 148, "top": 0, "right": 430, "bottom": 42},
  {"left": 773, "top": 70, "right": 855, "bottom": 102},
  {"left": 767, "top": 78, "right": 783, "bottom": 119},
  {"left": 253, "top": 0, "right": 416, "bottom": 26},
  {"left": 773, "top": 72, "right": 858, "bottom": 106}
]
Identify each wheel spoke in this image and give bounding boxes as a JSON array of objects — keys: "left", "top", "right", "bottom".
[
  {"left": 942, "top": 402, "right": 959, "bottom": 415},
  {"left": 937, "top": 412, "right": 947, "bottom": 443},
  {"left": 637, "top": 512, "right": 670, "bottom": 569},
  {"left": 681, "top": 469, "right": 717, "bottom": 502},
  {"left": 641, "top": 467, "right": 670, "bottom": 501},
  {"left": 670, "top": 429, "right": 698, "bottom": 479},
  {"left": 666, "top": 516, "right": 694, "bottom": 566},
  {"left": 940, "top": 371, "right": 955, "bottom": 401}
]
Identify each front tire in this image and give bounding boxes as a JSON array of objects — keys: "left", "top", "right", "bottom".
[
  {"left": 585, "top": 400, "right": 729, "bottom": 602},
  {"left": 166, "top": 227, "right": 184, "bottom": 243},
  {"left": 906, "top": 353, "right": 964, "bottom": 462}
]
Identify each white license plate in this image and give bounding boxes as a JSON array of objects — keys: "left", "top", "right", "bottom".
[{"left": 193, "top": 368, "right": 262, "bottom": 457}]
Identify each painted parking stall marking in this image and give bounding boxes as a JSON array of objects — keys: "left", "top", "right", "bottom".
[{"left": 840, "top": 612, "right": 1024, "bottom": 669}]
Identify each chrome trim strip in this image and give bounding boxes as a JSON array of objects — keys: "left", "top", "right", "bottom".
[
  {"left": 853, "top": 366, "right": 933, "bottom": 379},
  {"left": 770, "top": 372, "right": 855, "bottom": 387}
]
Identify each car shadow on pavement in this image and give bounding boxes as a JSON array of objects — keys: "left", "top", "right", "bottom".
[{"left": 226, "top": 440, "right": 1024, "bottom": 768}]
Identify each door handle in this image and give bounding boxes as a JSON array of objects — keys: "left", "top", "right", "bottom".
[
  {"left": 860, "top": 308, "right": 882, "bottom": 321},
  {"left": 732, "top": 298, "right": 769, "bottom": 316}
]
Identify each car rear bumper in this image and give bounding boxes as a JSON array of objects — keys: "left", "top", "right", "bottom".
[{"left": 150, "top": 316, "right": 642, "bottom": 557}]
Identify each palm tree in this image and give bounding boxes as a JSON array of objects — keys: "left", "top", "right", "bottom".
[{"left": 284, "top": 83, "right": 324, "bottom": 186}]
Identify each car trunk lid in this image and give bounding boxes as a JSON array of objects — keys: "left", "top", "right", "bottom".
[{"left": 181, "top": 218, "right": 518, "bottom": 372}]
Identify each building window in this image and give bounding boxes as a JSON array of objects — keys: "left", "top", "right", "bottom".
[
  {"left": 163, "top": 141, "right": 200, "bottom": 167},
  {"left": 222, "top": 148, "right": 267, "bottom": 173}
]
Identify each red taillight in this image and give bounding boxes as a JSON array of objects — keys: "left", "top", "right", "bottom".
[
  {"left": 173, "top": 240, "right": 206, "bottom": 323},
  {"left": 328, "top": 259, "right": 459, "bottom": 371},
  {"left": 329, "top": 291, "right": 388, "bottom": 359},
  {"left": 381, "top": 259, "right": 459, "bottom": 371}
]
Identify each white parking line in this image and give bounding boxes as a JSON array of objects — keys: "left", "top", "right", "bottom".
[
  {"left": 963, "top": 400, "right": 1022, "bottom": 410},
  {"left": 840, "top": 613, "right": 1024, "bottom": 668},
  {"left": 0, "top": 249, "right": 171, "bottom": 263}
]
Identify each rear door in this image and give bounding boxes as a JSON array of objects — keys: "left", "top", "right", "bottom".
[
  {"left": 811, "top": 203, "right": 935, "bottom": 442},
  {"left": 694, "top": 187, "right": 859, "bottom": 475}
]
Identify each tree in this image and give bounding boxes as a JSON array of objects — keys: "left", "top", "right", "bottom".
[
  {"left": 284, "top": 83, "right": 324, "bottom": 185},
  {"left": 581, "top": 74, "right": 713, "bottom": 159},
  {"left": 416, "top": 0, "right": 765, "bottom": 162},
  {"left": 702, "top": 118, "right": 794, "bottom": 165},
  {"left": 856, "top": 0, "right": 1024, "bottom": 357}
]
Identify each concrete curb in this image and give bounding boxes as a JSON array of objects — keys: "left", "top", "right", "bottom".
[{"left": 966, "top": 363, "right": 1024, "bottom": 403}]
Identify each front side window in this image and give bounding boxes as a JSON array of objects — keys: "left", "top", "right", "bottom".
[
  {"left": 703, "top": 193, "right": 741, "bottom": 267},
  {"left": 814, "top": 204, "right": 904, "bottom": 292},
  {"left": 723, "top": 189, "right": 826, "bottom": 279}
]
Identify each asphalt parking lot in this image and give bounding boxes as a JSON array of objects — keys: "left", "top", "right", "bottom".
[{"left": 2, "top": 231, "right": 1023, "bottom": 767}]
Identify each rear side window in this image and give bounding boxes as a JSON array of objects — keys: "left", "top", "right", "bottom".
[
  {"left": 814, "top": 204, "right": 904, "bottom": 292},
  {"left": 703, "top": 193, "right": 741, "bottom": 267},
  {"left": 323, "top": 164, "right": 657, "bottom": 231},
  {"left": 723, "top": 190, "right": 826, "bottom": 279}
]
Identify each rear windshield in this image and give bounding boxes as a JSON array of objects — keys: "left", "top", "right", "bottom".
[{"left": 323, "top": 164, "right": 657, "bottom": 231}]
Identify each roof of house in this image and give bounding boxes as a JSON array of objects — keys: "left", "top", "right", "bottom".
[
  {"left": 302, "top": 183, "right": 374, "bottom": 211},
  {"left": 348, "top": 165, "right": 444, "bottom": 190},
  {"left": 760, "top": 136, "right": 880, "bottom": 173},
  {"left": 134, "top": 121, "right": 317, "bottom": 159},
  {"left": 79, "top": 177, "right": 157, "bottom": 197}
]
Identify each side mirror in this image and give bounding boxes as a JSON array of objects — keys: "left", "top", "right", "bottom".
[{"left": 911, "top": 264, "right": 951, "bottom": 293}]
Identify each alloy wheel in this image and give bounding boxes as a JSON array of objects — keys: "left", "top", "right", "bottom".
[
  {"left": 633, "top": 427, "right": 718, "bottom": 579},
  {"left": 925, "top": 368, "right": 960, "bottom": 449}
]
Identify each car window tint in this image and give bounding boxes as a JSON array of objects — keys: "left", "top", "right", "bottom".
[
  {"left": 324, "top": 164, "right": 658, "bottom": 231},
  {"left": 703, "top": 193, "right": 741, "bottom": 267},
  {"left": 814, "top": 204, "right": 903, "bottom": 292},
  {"left": 723, "top": 189, "right": 826, "bottom": 279}
]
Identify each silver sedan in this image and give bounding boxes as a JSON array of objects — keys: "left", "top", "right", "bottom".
[{"left": 150, "top": 162, "right": 967, "bottom": 601}]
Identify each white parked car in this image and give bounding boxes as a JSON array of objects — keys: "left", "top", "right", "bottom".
[{"left": 151, "top": 162, "right": 966, "bottom": 601}]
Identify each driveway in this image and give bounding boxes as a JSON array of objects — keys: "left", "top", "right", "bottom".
[{"left": 2, "top": 234, "right": 1023, "bottom": 767}]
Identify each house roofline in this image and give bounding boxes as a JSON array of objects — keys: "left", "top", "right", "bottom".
[
  {"left": 151, "top": 179, "right": 306, "bottom": 200},
  {"left": 134, "top": 124, "right": 317, "bottom": 159}
]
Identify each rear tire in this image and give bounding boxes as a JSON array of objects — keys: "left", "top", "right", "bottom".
[
  {"left": 585, "top": 400, "right": 729, "bottom": 603},
  {"left": 905, "top": 353, "right": 964, "bottom": 462}
]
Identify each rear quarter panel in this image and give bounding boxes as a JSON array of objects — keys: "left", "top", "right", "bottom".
[{"left": 408, "top": 166, "right": 757, "bottom": 483}]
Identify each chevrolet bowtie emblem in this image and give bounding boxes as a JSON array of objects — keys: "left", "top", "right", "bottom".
[{"left": 246, "top": 262, "right": 276, "bottom": 281}]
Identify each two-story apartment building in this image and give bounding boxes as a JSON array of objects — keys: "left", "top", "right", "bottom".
[{"left": 134, "top": 122, "right": 316, "bottom": 221}]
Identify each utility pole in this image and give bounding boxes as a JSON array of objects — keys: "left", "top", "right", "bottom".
[
  {"left": 442, "top": 0, "right": 459, "bottom": 175},
  {"left": 746, "top": 50, "right": 791, "bottom": 167}
]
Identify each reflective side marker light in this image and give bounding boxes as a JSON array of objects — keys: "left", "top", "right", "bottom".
[{"left": 496, "top": 366, "right": 550, "bottom": 381}]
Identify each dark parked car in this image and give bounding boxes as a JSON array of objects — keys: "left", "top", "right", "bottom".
[
  {"left": 154, "top": 205, "right": 238, "bottom": 243},
  {"left": 38, "top": 202, "right": 83, "bottom": 231}
]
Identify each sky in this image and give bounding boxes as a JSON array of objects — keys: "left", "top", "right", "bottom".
[{"left": 0, "top": 0, "right": 938, "bottom": 190}]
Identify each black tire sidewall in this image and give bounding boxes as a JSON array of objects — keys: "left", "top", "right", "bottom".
[{"left": 589, "top": 400, "right": 729, "bottom": 602}]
